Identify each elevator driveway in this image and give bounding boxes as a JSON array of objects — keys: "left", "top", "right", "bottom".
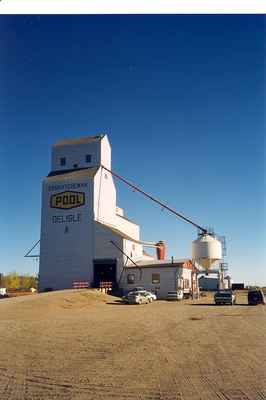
[{"left": 0, "top": 290, "right": 265, "bottom": 400}]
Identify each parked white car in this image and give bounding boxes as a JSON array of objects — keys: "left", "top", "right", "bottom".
[
  {"left": 126, "top": 288, "right": 156, "bottom": 299},
  {"left": 124, "top": 291, "right": 149, "bottom": 305},
  {"left": 131, "top": 290, "right": 156, "bottom": 301},
  {"left": 145, "top": 291, "right": 157, "bottom": 301},
  {"left": 123, "top": 290, "right": 156, "bottom": 304},
  {"left": 144, "top": 290, "right": 157, "bottom": 302}
]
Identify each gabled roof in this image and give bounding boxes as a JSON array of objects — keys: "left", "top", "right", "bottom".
[
  {"left": 53, "top": 134, "right": 105, "bottom": 147},
  {"left": 125, "top": 259, "right": 193, "bottom": 269},
  {"left": 46, "top": 167, "right": 99, "bottom": 181}
]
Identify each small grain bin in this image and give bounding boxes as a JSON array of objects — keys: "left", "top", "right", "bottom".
[{"left": 192, "top": 234, "right": 222, "bottom": 271}]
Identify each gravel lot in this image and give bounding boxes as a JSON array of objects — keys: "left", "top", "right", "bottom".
[{"left": 0, "top": 289, "right": 265, "bottom": 400}]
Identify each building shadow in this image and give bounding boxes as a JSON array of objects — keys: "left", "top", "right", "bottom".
[
  {"left": 190, "top": 303, "right": 250, "bottom": 307},
  {"left": 106, "top": 300, "right": 125, "bottom": 305},
  {"left": 190, "top": 303, "right": 217, "bottom": 306}
]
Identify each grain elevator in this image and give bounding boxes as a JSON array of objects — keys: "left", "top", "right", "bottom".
[{"left": 39, "top": 135, "right": 153, "bottom": 291}]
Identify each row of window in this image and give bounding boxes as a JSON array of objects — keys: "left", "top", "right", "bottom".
[
  {"left": 127, "top": 274, "right": 190, "bottom": 288},
  {"left": 127, "top": 273, "right": 160, "bottom": 285},
  {"left": 60, "top": 154, "right": 92, "bottom": 166}
]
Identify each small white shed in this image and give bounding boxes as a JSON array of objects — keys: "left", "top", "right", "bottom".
[{"left": 119, "top": 259, "right": 197, "bottom": 300}]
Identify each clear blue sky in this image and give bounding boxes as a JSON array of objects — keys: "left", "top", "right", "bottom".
[{"left": 0, "top": 15, "right": 265, "bottom": 285}]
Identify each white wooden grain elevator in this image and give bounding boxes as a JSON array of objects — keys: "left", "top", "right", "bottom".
[{"left": 39, "top": 135, "right": 155, "bottom": 291}]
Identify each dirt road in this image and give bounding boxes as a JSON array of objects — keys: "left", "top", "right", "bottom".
[{"left": 0, "top": 290, "right": 265, "bottom": 400}]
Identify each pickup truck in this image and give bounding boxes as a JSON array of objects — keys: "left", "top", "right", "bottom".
[
  {"left": 214, "top": 290, "right": 236, "bottom": 305},
  {"left": 248, "top": 289, "right": 265, "bottom": 305}
]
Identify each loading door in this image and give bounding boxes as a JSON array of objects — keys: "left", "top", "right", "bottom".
[{"left": 93, "top": 259, "right": 117, "bottom": 288}]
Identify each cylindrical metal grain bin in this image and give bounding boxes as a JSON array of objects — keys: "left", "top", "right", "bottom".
[{"left": 192, "top": 234, "right": 222, "bottom": 270}]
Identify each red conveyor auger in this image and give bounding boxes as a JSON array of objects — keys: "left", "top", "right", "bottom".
[{"left": 102, "top": 166, "right": 207, "bottom": 234}]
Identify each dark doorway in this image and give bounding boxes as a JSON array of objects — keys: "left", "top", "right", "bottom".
[{"left": 93, "top": 259, "right": 117, "bottom": 288}]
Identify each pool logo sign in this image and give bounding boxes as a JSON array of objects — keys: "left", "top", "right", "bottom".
[{"left": 50, "top": 191, "right": 85, "bottom": 210}]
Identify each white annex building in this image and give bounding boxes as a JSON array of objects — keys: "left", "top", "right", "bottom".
[
  {"left": 39, "top": 134, "right": 196, "bottom": 296},
  {"left": 119, "top": 259, "right": 197, "bottom": 299}
]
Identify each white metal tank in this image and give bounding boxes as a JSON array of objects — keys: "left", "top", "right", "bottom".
[{"left": 192, "top": 234, "right": 222, "bottom": 270}]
